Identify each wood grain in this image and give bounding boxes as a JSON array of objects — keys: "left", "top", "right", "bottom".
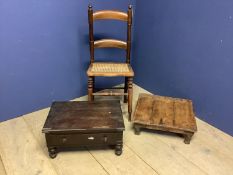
[
  {"left": 89, "top": 145, "right": 158, "bottom": 175},
  {"left": 133, "top": 93, "right": 197, "bottom": 132},
  {"left": 124, "top": 131, "right": 207, "bottom": 175},
  {"left": 196, "top": 118, "right": 233, "bottom": 157},
  {"left": 154, "top": 118, "right": 233, "bottom": 175},
  {"left": 132, "top": 93, "right": 197, "bottom": 143},
  {"left": 93, "top": 10, "right": 128, "bottom": 21},
  {"left": 0, "top": 156, "right": 6, "bottom": 175},
  {"left": 94, "top": 39, "right": 127, "bottom": 49},
  {"left": 0, "top": 118, "right": 58, "bottom": 175}
]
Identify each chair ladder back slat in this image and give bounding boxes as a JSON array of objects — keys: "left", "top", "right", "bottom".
[
  {"left": 88, "top": 5, "right": 133, "bottom": 63},
  {"left": 94, "top": 39, "right": 127, "bottom": 49},
  {"left": 93, "top": 10, "right": 128, "bottom": 21}
]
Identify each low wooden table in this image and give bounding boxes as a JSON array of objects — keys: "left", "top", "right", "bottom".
[
  {"left": 42, "top": 101, "right": 125, "bottom": 158},
  {"left": 133, "top": 94, "right": 197, "bottom": 144}
]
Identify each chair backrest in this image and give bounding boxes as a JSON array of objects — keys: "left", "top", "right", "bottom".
[{"left": 88, "top": 5, "right": 132, "bottom": 64}]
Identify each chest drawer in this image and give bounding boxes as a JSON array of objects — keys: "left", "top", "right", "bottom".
[{"left": 45, "top": 132, "right": 123, "bottom": 147}]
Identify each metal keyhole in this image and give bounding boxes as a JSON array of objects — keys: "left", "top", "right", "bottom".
[
  {"left": 62, "top": 138, "right": 67, "bottom": 143},
  {"left": 104, "top": 136, "right": 108, "bottom": 142},
  {"left": 88, "top": 136, "right": 95, "bottom": 140}
]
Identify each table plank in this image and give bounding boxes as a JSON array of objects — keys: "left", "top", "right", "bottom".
[{"left": 133, "top": 93, "right": 196, "bottom": 132}]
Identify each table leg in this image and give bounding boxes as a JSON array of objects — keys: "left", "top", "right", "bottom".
[
  {"left": 184, "top": 133, "right": 194, "bottom": 144},
  {"left": 48, "top": 147, "right": 57, "bottom": 159},
  {"left": 115, "top": 142, "right": 123, "bottom": 156},
  {"left": 134, "top": 124, "right": 141, "bottom": 135}
]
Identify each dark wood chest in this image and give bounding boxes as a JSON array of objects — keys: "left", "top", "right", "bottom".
[{"left": 42, "top": 101, "right": 125, "bottom": 158}]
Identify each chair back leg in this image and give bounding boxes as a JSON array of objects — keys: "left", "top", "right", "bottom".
[
  {"left": 88, "top": 77, "right": 94, "bottom": 101},
  {"left": 124, "top": 77, "right": 128, "bottom": 103},
  {"left": 127, "top": 77, "right": 133, "bottom": 121}
]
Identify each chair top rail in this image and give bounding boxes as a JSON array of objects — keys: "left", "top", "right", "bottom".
[{"left": 93, "top": 10, "right": 128, "bottom": 22}]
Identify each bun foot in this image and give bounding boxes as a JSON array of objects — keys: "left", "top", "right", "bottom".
[
  {"left": 48, "top": 147, "right": 57, "bottom": 159},
  {"left": 115, "top": 144, "right": 123, "bottom": 156}
]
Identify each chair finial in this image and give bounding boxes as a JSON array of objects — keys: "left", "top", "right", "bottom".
[
  {"left": 128, "top": 5, "right": 132, "bottom": 9},
  {"left": 88, "top": 4, "right": 92, "bottom": 10}
]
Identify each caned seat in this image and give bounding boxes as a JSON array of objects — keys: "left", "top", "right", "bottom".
[
  {"left": 87, "top": 63, "right": 134, "bottom": 77},
  {"left": 87, "top": 5, "right": 134, "bottom": 121}
]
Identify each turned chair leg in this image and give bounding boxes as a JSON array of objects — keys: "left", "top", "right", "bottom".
[
  {"left": 128, "top": 77, "right": 133, "bottom": 121},
  {"left": 92, "top": 77, "right": 95, "bottom": 100},
  {"left": 124, "top": 77, "right": 128, "bottom": 103},
  {"left": 88, "top": 76, "right": 94, "bottom": 101}
]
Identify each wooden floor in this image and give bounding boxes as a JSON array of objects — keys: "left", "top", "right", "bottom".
[{"left": 0, "top": 84, "right": 233, "bottom": 175}]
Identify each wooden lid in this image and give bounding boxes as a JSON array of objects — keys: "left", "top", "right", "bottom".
[
  {"left": 133, "top": 93, "right": 197, "bottom": 133},
  {"left": 42, "top": 101, "right": 124, "bottom": 133}
]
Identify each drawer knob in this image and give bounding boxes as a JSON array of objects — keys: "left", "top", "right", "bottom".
[{"left": 88, "top": 136, "right": 94, "bottom": 140}]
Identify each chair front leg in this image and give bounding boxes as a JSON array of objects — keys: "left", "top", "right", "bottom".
[
  {"left": 124, "top": 77, "right": 128, "bottom": 103},
  {"left": 93, "top": 77, "right": 95, "bottom": 92},
  {"left": 88, "top": 76, "right": 94, "bottom": 101},
  {"left": 127, "top": 77, "right": 133, "bottom": 121}
]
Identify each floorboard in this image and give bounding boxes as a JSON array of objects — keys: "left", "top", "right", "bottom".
[
  {"left": 0, "top": 118, "right": 58, "bottom": 175},
  {"left": 196, "top": 118, "right": 233, "bottom": 158},
  {"left": 89, "top": 144, "right": 158, "bottom": 175},
  {"left": 0, "top": 84, "right": 232, "bottom": 175},
  {"left": 151, "top": 119, "right": 233, "bottom": 175},
  {"left": 0, "top": 155, "right": 6, "bottom": 175}
]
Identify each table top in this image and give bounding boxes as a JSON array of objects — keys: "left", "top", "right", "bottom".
[
  {"left": 42, "top": 101, "right": 124, "bottom": 133},
  {"left": 133, "top": 93, "right": 197, "bottom": 133}
]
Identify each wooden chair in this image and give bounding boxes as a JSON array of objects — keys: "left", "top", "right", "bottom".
[{"left": 87, "top": 5, "right": 134, "bottom": 121}]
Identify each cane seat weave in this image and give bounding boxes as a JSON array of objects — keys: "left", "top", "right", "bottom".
[{"left": 87, "top": 62, "right": 134, "bottom": 77}]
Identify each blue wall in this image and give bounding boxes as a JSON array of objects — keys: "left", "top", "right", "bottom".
[
  {"left": 133, "top": 0, "right": 233, "bottom": 135},
  {"left": 0, "top": 0, "right": 135, "bottom": 121}
]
